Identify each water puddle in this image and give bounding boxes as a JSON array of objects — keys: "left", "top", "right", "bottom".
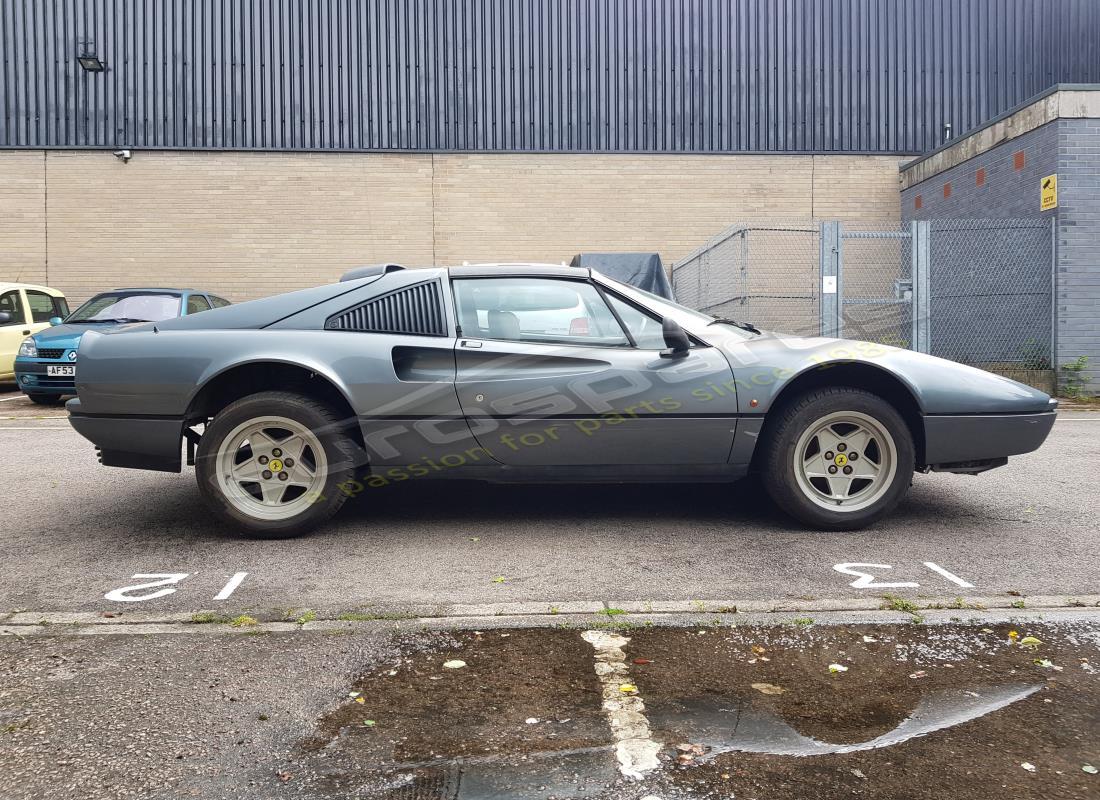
[{"left": 649, "top": 683, "right": 1042, "bottom": 757}]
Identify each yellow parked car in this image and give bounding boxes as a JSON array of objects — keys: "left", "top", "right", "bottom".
[{"left": 0, "top": 282, "right": 70, "bottom": 381}]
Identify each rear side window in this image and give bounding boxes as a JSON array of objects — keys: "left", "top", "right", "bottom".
[
  {"left": 208, "top": 295, "right": 232, "bottom": 308},
  {"left": 327, "top": 281, "right": 446, "bottom": 336},
  {"left": 0, "top": 290, "right": 26, "bottom": 325},
  {"left": 186, "top": 295, "right": 212, "bottom": 315},
  {"left": 27, "top": 290, "right": 66, "bottom": 323}
]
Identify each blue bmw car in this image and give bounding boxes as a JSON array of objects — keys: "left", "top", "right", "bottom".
[{"left": 15, "top": 288, "right": 231, "bottom": 404}]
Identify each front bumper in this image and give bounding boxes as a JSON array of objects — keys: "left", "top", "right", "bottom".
[
  {"left": 923, "top": 410, "right": 1057, "bottom": 470},
  {"left": 67, "top": 398, "right": 184, "bottom": 473},
  {"left": 15, "top": 359, "right": 77, "bottom": 394}
]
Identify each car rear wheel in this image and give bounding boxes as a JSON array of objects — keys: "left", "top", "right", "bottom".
[
  {"left": 195, "top": 391, "right": 359, "bottom": 538},
  {"left": 761, "top": 387, "right": 914, "bottom": 530},
  {"left": 28, "top": 393, "right": 65, "bottom": 406}
]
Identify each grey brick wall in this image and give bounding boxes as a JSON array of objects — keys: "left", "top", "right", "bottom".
[
  {"left": 1056, "top": 118, "right": 1100, "bottom": 396},
  {"left": 902, "top": 119, "right": 1100, "bottom": 396}
]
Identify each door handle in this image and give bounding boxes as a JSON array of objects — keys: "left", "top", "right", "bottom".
[
  {"left": 460, "top": 340, "right": 483, "bottom": 348},
  {"left": 21, "top": 330, "right": 30, "bottom": 335}
]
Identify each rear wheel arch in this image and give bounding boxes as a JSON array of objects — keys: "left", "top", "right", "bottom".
[
  {"left": 757, "top": 361, "right": 926, "bottom": 467},
  {"left": 185, "top": 361, "right": 362, "bottom": 447}
]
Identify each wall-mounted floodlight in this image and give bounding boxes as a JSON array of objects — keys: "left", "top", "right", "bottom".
[{"left": 78, "top": 53, "right": 105, "bottom": 72}]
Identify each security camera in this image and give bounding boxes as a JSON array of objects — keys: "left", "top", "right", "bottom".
[{"left": 112, "top": 149, "right": 132, "bottom": 163}]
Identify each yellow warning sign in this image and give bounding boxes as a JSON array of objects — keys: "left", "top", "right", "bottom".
[{"left": 1041, "top": 174, "right": 1058, "bottom": 211}]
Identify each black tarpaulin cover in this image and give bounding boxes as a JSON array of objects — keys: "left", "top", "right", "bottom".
[{"left": 569, "top": 252, "right": 675, "bottom": 300}]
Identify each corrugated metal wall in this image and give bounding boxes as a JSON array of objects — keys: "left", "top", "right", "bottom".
[{"left": 3, "top": 0, "right": 1098, "bottom": 153}]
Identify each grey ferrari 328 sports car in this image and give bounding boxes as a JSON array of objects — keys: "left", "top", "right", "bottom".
[{"left": 67, "top": 263, "right": 1056, "bottom": 538}]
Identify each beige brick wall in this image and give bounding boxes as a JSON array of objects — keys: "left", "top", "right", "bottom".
[
  {"left": 0, "top": 150, "right": 903, "bottom": 303},
  {"left": 41, "top": 151, "right": 435, "bottom": 303},
  {"left": 0, "top": 151, "right": 47, "bottom": 287},
  {"left": 434, "top": 154, "right": 903, "bottom": 266}
]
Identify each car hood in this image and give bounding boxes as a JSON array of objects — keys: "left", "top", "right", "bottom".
[
  {"left": 29, "top": 322, "right": 133, "bottom": 351},
  {"left": 701, "top": 327, "right": 1055, "bottom": 415}
]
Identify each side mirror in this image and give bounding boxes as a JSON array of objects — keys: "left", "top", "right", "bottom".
[
  {"left": 0, "top": 312, "right": 11, "bottom": 325},
  {"left": 659, "top": 318, "right": 691, "bottom": 359},
  {"left": 49, "top": 316, "right": 63, "bottom": 326}
]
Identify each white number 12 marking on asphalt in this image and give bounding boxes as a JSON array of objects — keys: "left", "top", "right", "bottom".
[
  {"left": 104, "top": 574, "right": 190, "bottom": 602},
  {"left": 105, "top": 572, "right": 250, "bottom": 602},
  {"left": 833, "top": 562, "right": 975, "bottom": 590}
]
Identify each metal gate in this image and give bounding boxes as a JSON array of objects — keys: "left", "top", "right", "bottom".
[{"left": 671, "top": 218, "right": 1055, "bottom": 375}]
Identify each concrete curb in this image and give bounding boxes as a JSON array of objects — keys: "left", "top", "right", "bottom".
[{"left": 3, "top": 595, "right": 1099, "bottom": 636}]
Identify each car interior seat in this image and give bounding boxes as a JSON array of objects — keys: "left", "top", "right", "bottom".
[{"left": 487, "top": 310, "right": 521, "bottom": 339}]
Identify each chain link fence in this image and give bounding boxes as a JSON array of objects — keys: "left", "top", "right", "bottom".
[
  {"left": 671, "top": 218, "right": 1055, "bottom": 388},
  {"left": 926, "top": 219, "right": 1053, "bottom": 370},
  {"left": 672, "top": 221, "right": 820, "bottom": 336}
]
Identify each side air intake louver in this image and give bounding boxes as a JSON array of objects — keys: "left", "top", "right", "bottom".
[{"left": 327, "top": 281, "right": 446, "bottom": 336}]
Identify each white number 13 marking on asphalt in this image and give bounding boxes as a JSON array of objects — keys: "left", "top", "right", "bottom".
[
  {"left": 833, "top": 563, "right": 920, "bottom": 589},
  {"left": 104, "top": 573, "right": 190, "bottom": 602},
  {"left": 833, "top": 562, "right": 975, "bottom": 590}
]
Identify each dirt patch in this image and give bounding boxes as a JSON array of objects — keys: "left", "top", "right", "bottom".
[{"left": 303, "top": 628, "right": 617, "bottom": 797}]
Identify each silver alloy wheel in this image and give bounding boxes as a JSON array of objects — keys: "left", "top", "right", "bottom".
[
  {"left": 215, "top": 415, "right": 328, "bottom": 521},
  {"left": 792, "top": 410, "right": 898, "bottom": 512}
]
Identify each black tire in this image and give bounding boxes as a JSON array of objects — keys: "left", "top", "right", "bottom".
[
  {"left": 195, "top": 391, "right": 360, "bottom": 538},
  {"left": 28, "top": 393, "right": 65, "bottom": 406},
  {"left": 760, "top": 387, "right": 914, "bottom": 530}
]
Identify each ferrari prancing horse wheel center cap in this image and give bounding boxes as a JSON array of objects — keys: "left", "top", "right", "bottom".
[
  {"left": 268, "top": 458, "right": 284, "bottom": 473},
  {"left": 833, "top": 453, "right": 848, "bottom": 467}
]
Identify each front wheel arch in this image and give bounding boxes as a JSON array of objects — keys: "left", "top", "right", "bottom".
[{"left": 755, "top": 361, "right": 926, "bottom": 469}]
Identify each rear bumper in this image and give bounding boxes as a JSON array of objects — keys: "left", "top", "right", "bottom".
[
  {"left": 67, "top": 398, "right": 183, "bottom": 473},
  {"left": 922, "top": 411, "right": 1057, "bottom": 469},
  {"left": 14, "top": 359, "right": 76, "bottom": 394}
]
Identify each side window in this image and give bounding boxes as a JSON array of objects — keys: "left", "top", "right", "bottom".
[
  {"left": 185, "top": 295, "right": 211, "bottom": 315},
  {"left": 454, "top": 278, "right": 628, "bottom": 347},
  {"left": 26, "top": 291, "right": 61, "bottom": 323},
  {"left": 0, "top": 291, "right": 27, "bottom": 325},
  {"left": 208, "top": 295, "right": 232, "bottom": 308},
  {"left": 605, "top": 294, "right": 668, "bottom": 349}
]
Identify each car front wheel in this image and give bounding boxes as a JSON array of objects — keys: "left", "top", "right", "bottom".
[
  {"left": 761, "top": 387, "right": 915, "bottom": 530},
  {"left": 28, "top": 393, "right": 65, "bottom": 406},
  {"left": 195, "top": 391, "right": 360, "bottom": 538}
]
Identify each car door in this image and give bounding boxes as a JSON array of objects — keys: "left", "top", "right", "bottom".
[
  {"left": 451, "top": 275, "right": 738, "bottom": 466},
  {"left": 24, "top": 289, "right": 66, "bottom": 333},
  {"left": 0, "top": 289, "right": 32, "bottom": 379}
]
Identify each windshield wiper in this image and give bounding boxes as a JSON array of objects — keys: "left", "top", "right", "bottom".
[
  {"left": 709, "top": 317, "right": 761, "bottom": 334},
  {"left": 79, "top": 317, "right": 155, "bottom": 324}
]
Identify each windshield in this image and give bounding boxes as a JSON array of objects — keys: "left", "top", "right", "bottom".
[
  {"left": 67, "top": 292, "right": 182, "bottom": 323},
  {"left": 594, "top": 273, "right": 758, "bottom": 338}
]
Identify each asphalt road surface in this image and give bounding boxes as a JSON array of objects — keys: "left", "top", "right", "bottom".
[{"left": 1, "top": 391, "right": 1097, "bottom": 617}]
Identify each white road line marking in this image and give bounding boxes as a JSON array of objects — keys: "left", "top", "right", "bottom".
[
  {"left": 0, "top": 395, "right": 27, "bottom": 401},
  {"left": 1055, "top": 418, "right": 1100, "bottom": 421},
  {"left": 581, "top": 629, "right": 662, "bottom": 780},
  {"left": 214, "top": 572, "right": 249, "bottom": 600},
  {"left": 923, "top": 562, "right": 975, "bottom": 588}
]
